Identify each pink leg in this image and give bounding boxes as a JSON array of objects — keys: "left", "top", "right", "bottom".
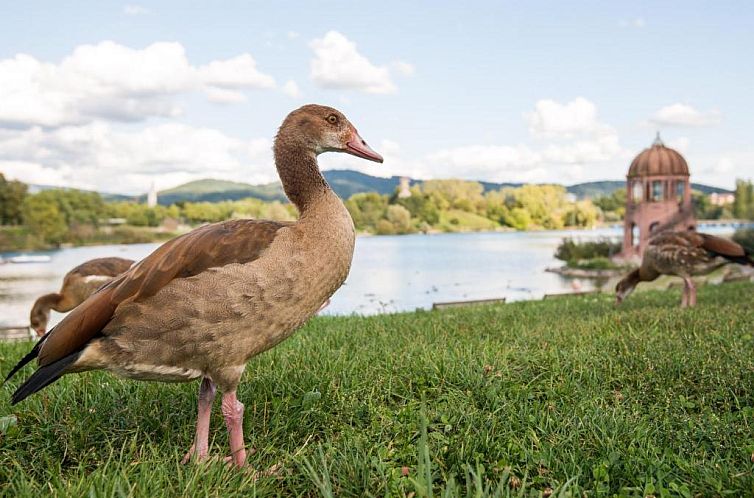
[
  {"left": 680, "top": 279, "right": 690, "bottom": 308},
  {"left": 221, "top": 390, "right": 246, "bottom": 468},
  {"left": 687, "top": 279, "right": 697, "bottom": 307},
  {"left": 181, "top": 377, "right": 217, "bottom": 464}
]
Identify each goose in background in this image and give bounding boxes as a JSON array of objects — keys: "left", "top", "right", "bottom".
[{"left": 615, "top": 231, "right": 753, "bottom": 307}]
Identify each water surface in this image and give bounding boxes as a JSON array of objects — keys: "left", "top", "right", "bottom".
[{"left": 0, "top": 226, "right": 734, "bottom": 328}]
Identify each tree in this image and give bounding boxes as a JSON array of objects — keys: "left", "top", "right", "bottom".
[
  {"left": 21, "top": 195, "right": 67, "bottom": 245},
  {"left": 0, "top": 174, "right": 28, "bottom": 225},
  {"left": 386, "top": 204, "right": 413, "bottom": 234},
  {"left": 733, "top": 179, "right": 754, "bottom": 220}
]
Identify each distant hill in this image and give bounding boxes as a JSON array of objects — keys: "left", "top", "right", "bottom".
[
  {"left": 28, "top": 171, "right": 733, "bottom": 205},
  {"left": 154, "top": 179, "right": 284, "bottom": 205},
  {"left": 566, "top": 180, "right": 732, "bottom": 198}
]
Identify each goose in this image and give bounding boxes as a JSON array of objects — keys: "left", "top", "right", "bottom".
[
  {"left": 6, "top": 104, "right": 383, "bottom": 468},
  {"left": 615, "top": 231, "right": 753, "bottom": 307},
  {"left": 29, "top": 257, "right": 134, "bottom": 336}
]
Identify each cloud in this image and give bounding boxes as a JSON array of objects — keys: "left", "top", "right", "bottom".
[
  {"left": 309, "top": 31, "right": 408, "bottom": 94},
  {"left": 649, "top": 103, "right": 722, "bottom": 127},
  {"left": 198, "top": 54, "right": 275, "bottom": 90},
  {"left": 123, "top": 4, "right": 149, "bottom": 16},
  {"left": 282, "top": 80, "right": 302, "bottom": 98},
  {"left": 357, "top": 99, "right": 627, "bottom": 184},
  {"left": 0, "top": 122, "right": 275, "bottom": 194},
  {"left": 0, "top": 41, "right": 276, "bottom": 128},
  {"left": 205, "top": 88, "right": 247, "bottom": 104},
  {"left": 287, "top": 31, "right": 300, "bottom": 39},
  {"left": 524, "top": 97, "right": 611, "bottom": 138}
]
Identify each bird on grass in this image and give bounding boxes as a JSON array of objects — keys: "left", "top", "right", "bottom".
[
  {"left": 29, "top": 257, "right": 134, "bottom": 336},
  {"left": 615, "top": 231, "right": 753, "bottom": 307},
  {"left": 5, "top": 104, "right": 383, "bottom": 468}
]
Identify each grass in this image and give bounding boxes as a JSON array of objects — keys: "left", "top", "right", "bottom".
[{"left": 1, "top": 282, "right": 754, "bottom": 496}]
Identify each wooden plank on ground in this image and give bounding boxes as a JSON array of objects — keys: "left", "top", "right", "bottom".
[
  {"left": 432, "top": 297, "right": 506, "bottom": 310},
  {"left": 543, "top": 290, "right": 600, "bottom": 300},
  {"left": 0, "top": 326, "right": 34, "bottom": 342}
]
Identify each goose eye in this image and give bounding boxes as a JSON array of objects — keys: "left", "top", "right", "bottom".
[{"left": 327, "top": 115, "right": 338, "bottom": 125}]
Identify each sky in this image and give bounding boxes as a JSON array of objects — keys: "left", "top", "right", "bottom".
[{"left": 0, "top": 1, "right": 752, "bottom": 194}]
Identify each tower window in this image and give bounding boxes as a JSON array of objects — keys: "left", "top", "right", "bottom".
[
  {"left": 675, "top": 181, "right": 685, "bottom": 202},
  {"left": 632, "top": 181, "right": 643, "bottom": 203},
  {"left": 651, "top": 180, "right": 663, "bottom": 202}
]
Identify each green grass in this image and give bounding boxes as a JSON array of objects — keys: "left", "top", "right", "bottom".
[{"left": 2, "top": 282, "right": 754, "bottom": 496}]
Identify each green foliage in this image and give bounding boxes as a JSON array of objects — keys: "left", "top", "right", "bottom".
[
  {"left": 0, "top": 174, "right": 28, "bottom": 225},
  {"left": 345, "top": 192, "right": 389, "bottom": 232},
  {"left": 593, "top": 188, "right": 626, "bottom": 221},
  {"left": 21, "top": 194, "right": 68, "bottom": 246},
  {"left": 1, "top": 283, "right": 754, "bottom": 495},
  {"left": 732, "top": 227, "right": 754, "bottom": 253},
  {"left": 732, "top": 179, "right": 754, "bottom": 219},
  {"left": 555, "top": 237, "right": 622, "bottom": 263}
]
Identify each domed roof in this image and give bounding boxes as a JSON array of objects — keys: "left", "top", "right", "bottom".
[{"left": 627, "top": 133, "right": 689, "bottom": 178}]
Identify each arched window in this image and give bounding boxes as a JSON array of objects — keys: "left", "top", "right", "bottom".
[
  {"left": 651, "top": 181, "right": 663, "bottom": 202},
  {"left": 649, "top": 221, "right": 660, "bottom": 234},
  {"left": 632, "top": 181, "right": 643, "bottom": 203},
  {"left": 675, "top": 181, "right": 685, "bottom": 203},
  {"left": 632, "top": 223, "right": 640, "bottom": 248}
]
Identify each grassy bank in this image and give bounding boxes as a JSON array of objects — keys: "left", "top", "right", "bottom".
[
  {"left": 1, "top": 282, "right": 754, "bottom": 496},
  {"left": 0, "top": 226, "right": 177, "bottom": 252}
]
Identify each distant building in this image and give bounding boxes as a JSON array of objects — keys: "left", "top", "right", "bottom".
[
  {"left": 620, "top": 133, "right": 695, "bottom": 258},
  {"left": 709, "top": 192, "right": 735, "bottom": 206},
  {"left": 147, "top": 182, "right": 158, "bottom": 208},
  {"left": 398, "top": 176, "right": 411, "bottom": 198}
]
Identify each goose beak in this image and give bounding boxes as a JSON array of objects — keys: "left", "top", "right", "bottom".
[{"left": 346, "top": 129, "right": 383, "bottom": 163}]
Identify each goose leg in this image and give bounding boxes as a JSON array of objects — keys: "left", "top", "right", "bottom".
[
  {"left": 687, "top": 278, "right": 697, "bottom": 307},
  {"left": 181, "top": 377, "right": 217, "bottom": 464},
  {"left": 221, "top": 390, "right": 246, "bottom": 467},
  {"left": 680, "top": 279, "right": 690, "bottom": 308}
]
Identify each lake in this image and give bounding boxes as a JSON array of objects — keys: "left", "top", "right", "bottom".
[{"left": 0, "top": 226, "right": 735, "bottom": 328}]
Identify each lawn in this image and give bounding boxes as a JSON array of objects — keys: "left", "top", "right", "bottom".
[{"left": 1, "top": 282, "right": 754, "bottom": 496}]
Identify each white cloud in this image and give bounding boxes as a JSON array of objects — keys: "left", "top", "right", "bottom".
[
  {"left": 0, "top": 123, "right": 275, "bottom": 194},
  {"left": 309, "top": 31, "right": 405, "bottom": 94},
  {"left": 649, "top": 103, "right": 722, "bottom": 127},
  {"left": 198, "top": 54, "right": 275, "bottom": 90},
  {"left": 524, "top": 97, "right": 610, "bottom": 138},
  {"left": 282, "top": 80, "right": 302, "bottom": 98},
  {"left": 205, "top": 87, "right": 247, "bottom": 104},
  {"left": 123, "top": 4, "right": 149, "bottom": 16},
  {"left": 287, "top": 31, "right": 300, "bottom": 39},
  {"left": 0, "top": 41, "right": 276, "bottom": 128}
]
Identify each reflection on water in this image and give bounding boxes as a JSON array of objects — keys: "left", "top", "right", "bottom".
[{"left": 0, "top": 226, "right": 734, "bottom": 327}]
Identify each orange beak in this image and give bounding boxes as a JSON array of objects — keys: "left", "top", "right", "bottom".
[{"left": 346, "top": 128, "right": 383, "bottom": 163}]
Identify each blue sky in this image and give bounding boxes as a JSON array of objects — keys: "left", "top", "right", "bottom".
[{"left": 0, "top": 1, "right": 751, "bottom": 193}]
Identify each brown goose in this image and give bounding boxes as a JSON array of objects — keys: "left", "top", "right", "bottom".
[
  {"left": 29, "top": 257, "right": 134, "bottom": 336},
  {"left": 615, "top": 231, "right": 753, "bottom": 307},
  {"left": 6, "top": 104, "right": 383, "bottom": 467}
]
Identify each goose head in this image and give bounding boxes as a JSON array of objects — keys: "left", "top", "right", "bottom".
[
  {"left": 276, "top": 104, "right": 383, "bottom": 163},
  {"left": 614, "top": 269, "right": 640, "bottom": 305},
  {"left": 29, "top": 300, "right": 51, "bottom": 336}
]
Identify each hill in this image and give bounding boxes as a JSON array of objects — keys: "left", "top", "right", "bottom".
[
  {"left": 29, "top": 171, "right": 733, "bottom": 205},
  {"left": 567, "top": 180, "right": 732, "bottom": 198},
  {"left": 155, "top": 179, "right": 284, "bottom": 205}
]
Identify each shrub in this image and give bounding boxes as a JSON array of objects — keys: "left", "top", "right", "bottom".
[
  {"left": 732, "top": 227, "right": 754, "bottom": 253},
  {"left": 555, "top": 237, "right": 622, "bottom": 263}
]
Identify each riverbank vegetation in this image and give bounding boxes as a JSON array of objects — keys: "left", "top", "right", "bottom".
[
  {"left": 2, "top": 281, "right": 753, "bottom": 495},
  {"left": 1, "top": 173, "right": 750, "bottom": 251}
]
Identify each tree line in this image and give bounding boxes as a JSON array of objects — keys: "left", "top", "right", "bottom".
[{"left": 0, "top": 173, "right": 750, "bottom": 250}]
